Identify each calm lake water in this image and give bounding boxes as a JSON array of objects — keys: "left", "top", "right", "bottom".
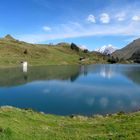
[{"left": 0, "top": 64, "right": 140, "bottom": 116}]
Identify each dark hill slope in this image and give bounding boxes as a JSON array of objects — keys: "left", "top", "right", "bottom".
[{"left": 112, "top": 38, "right": 140, "bottom": 61}]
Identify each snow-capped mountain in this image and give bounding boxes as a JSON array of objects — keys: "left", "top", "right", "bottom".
[{"left": 95, "top": 44, "right": 117, "bottom": 55}]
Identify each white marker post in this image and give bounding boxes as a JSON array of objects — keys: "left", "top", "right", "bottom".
[{"left": 21, "top": 61, "right": 28, "bottom": 73}]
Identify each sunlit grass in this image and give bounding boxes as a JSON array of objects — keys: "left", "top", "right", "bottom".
[
  {"left": 0, "top": 106, "right": 140, "bottom": 140},
  {"left": 0, "top": 37, "right": 108, "bottom": 67}
]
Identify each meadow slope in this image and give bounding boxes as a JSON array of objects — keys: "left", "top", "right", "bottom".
[
  {"left": 0, "top": 106, "right": 140, "bottom": 140},
  {"left": 0, "top": 35, "right": 108, "bottom": 67}
]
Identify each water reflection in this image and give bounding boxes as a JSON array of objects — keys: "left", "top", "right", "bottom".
[
  {"left": 0, "top": 65, "right": 81, "bottom": 87},
  {"left": 100, "top": 65, "right": 114, "bottom": 78},
  {"left": 0, "top": 64, "right": 140, "bottom": 116},
  {"left": 0, "top": 64, "right": 139, "bottom": 87}
]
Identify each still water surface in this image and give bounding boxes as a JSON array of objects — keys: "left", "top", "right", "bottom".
[{"left": 0, "top": 64, "right": 140, "bottom": 116}]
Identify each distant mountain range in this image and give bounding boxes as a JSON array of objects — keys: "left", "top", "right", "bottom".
[
  {"left": 95, "top": 44, "right": 117, "bottom": 55},
  {"left": 112, "top": 38, "right": 140, "bottom": 63}
]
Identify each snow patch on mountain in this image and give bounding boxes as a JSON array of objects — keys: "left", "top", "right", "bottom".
[{"left": 95, "top": 44, "right": 117, "bottom": 55}]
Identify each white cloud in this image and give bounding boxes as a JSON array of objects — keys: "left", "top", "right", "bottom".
[
  {"left": 13, "top": 0, "right": 140, "bottom": 45},
  {"left": 118, "top": 17, "right": 125, "bottom": 21},
  {"left": 17, "top": 21, "right": 140, "bottom": 43},
  {"left": 115, "top": 12, "right": 126, "bottom": 21},
  {"left": 100, "top": 13, "right": 110, "bottom": 23},
  {"left": 43, "top": 26, "right": 52, "bottom": 31},
  {"left": 132, "top": 15, "right": 140, "bottom": 21},
  {"left": 87, "top": 14, "right": 96, "bottom": 23},
  {"left": 17, "top": 6, "right": 140, "bottom": 45}
]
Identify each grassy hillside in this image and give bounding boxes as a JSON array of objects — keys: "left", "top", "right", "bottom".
[
  {"left": 0, "top": 106, "right": 140, "bottom": 140},
  {"left": 0, "top": 35, "right": 108, "bottom": 67}
]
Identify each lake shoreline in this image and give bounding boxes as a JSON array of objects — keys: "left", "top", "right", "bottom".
[
  {"left": 1, "top": 105, "right": 140, "bottom": 117},
  {"left": 0, "top": 62, "right": 138, "bottom": 69},
  {"left": 0, "top": 106, "right": 140, "bottom": 140}
]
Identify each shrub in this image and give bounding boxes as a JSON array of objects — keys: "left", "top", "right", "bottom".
[{"left": 70, "top": 43, "right": 80, "bottom": 52}]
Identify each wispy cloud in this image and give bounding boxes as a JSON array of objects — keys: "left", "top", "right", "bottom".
[
  {"left": 16, "top": 3, "right": 140, "bottom": 44},
  {"left": 115, "top": 12, "right": 126, "bottom": 21},
  {"left": 132, "top": 15, "right": 140, "bottom": 21},
  {"left": 42, "top": 26, "right": 52, "bottom": 31},
  {"left": 17, "top": 21, "right": 140, "bottom": 43}
]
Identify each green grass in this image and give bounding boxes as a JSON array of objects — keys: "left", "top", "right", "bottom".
[
  {"left": 0, "top": 106, "right": 140, "bottom": 140},
  {"left": 0, "top": 36, "right": 108, "bottom": 67}
]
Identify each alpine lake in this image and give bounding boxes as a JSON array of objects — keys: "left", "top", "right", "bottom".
[{"left": 0, "top": 64, "right": 140, "bottom": 116}]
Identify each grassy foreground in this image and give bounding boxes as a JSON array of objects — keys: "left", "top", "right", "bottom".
[{"left": 0, "top": 106, "right": 140, "bottom": 140}]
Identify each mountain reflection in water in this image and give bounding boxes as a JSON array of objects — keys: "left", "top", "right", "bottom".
[{"left": 0, "top": 64, "right": 140, "bottom": 116}]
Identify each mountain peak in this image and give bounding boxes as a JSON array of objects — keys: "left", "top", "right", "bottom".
[
  {"left": 4, "top": 34, "right": 15, "bottom": 40},
  {"left": 95, "top": 44, "right": 117, "bottom": 55}
]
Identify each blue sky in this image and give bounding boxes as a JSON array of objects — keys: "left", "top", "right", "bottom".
[{"left": 0, "top": 0, "right": 140, "bottom": 50}]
